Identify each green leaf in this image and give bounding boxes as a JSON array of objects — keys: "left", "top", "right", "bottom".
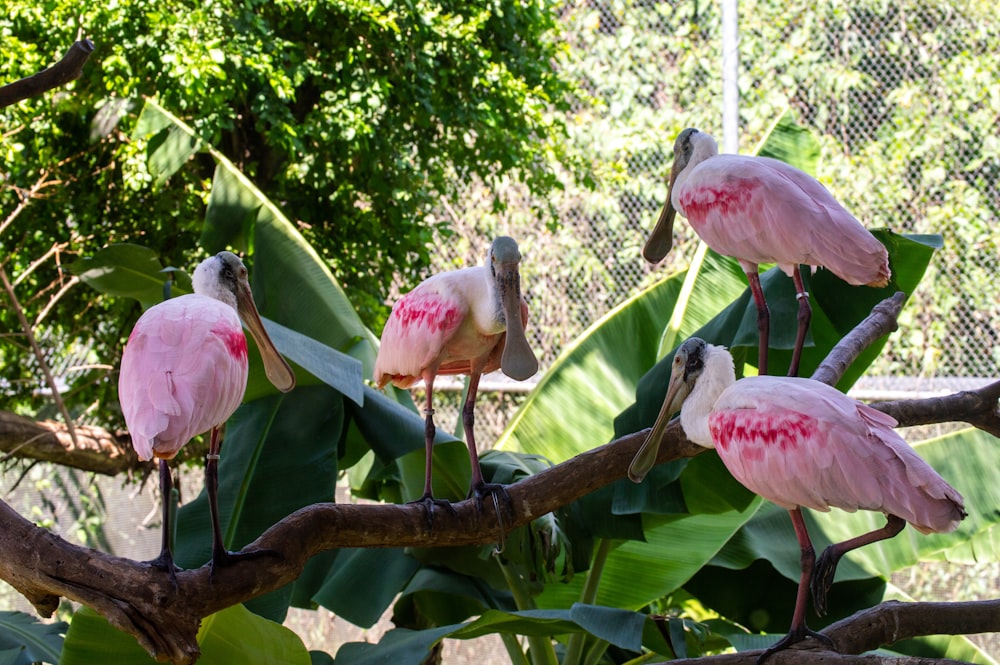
[
  {"left": 754, "top": 108, "right": 821, "bottom": 174},
  {"left": 496, "top": 267, "right": 691, "bottom": 462},
  {"left": 260, "top": 319, "right": 364, "bottom": 406},
  {"left": 567, "top": 603, "right": 644, "bottom": 652},
  {"left": 61, "top": 605, "right": 309, "bottom": 665},
  {"left": 197, "top": 605, "right": 311, "bottom": 664},
  {"left": 66, "top": 243, "right": 192, "bottom": 309},
  {"left": 0, "top": 611, "right": 64, "bottom": 665},
  {"left": 536, "top": 496, "right": 762, "bottom": 610},
  {"left": 310, "top": 549, "right": 420, "bottom": 628},
  {"left": 614, "top": 231, "right": 938, "bottom": 438},
  {"left": 203, "top": 163, "right": 261, "bottom": 254},
  {"left": 134, "top": 104, "right": 201, "bottom": 187}
]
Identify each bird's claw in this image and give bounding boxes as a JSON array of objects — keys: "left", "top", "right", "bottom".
[
  {"left": 756, "top": 626, "right": 835, "bottom": 664},
  {"left": 810, "top": 546, "right": 843, "bottom": 616},
  {"left": 470, "top": 482, "right": 514, "bottom": 553},
  {"left": 470, "top": 482, "right": 513, "bottom": 517},
  {"left": 408, "top": 493, "right": 458, "bottom": 530},
  {"left": 146, "top": 552, "right": 182, "bottom": 590}
]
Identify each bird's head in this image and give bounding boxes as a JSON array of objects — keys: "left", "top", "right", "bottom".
[
  {"left": 628, "top": 336, "right": 717, "bottom": 483},
  {"left": 193, "top": 252, "right": 296, "bottom": 393},
  {"left": 643, "top": 127, "right": 718, "bottom": 264},
  {"left": 487, "top": 236, "right": 538, "bottom": 382}
]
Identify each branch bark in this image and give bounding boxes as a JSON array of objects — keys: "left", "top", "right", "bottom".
[
  {"left": 673, "top": 599, "right": 1000, "bottom": 665},
  {"left": 0, "top": 39, "right": 95, "bottom": 108},
  {"left": 0, "top": 293, "right": 996, "bottom": 664}
]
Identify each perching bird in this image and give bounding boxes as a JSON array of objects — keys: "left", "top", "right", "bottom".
[
  {"left": 644, "top": 128, "right": 891, "bottom": 376},
  {"left": 374, "top": 236, "right": 538, "bottom": 519},
  {"left": 120, "top": 251, "right": 295, "bottom": 580},
  {"left": 629, "top": 337, "right": 965, "bottom": 662}
]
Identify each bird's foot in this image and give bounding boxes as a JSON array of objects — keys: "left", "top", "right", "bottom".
[
  {"left": 145, "top": 551, "right": 182, "bottom": 589},
  {"left": 210, "top": 547, "right": 281, "bottom": 581},
  {"left": 756, "top": 625, "right": 835, "bottom": 664},
  {"left": 469, "top": 482, "right": 514, "bottom": 517},
  {"left": 408, "top": 493, "right": 458, "bottom": 530},
  {"left": 470, "top": 482, "right": 514, "bottom": 553},
  {"left": 810, "top": 546, "right": 844, "bottom": 616}
]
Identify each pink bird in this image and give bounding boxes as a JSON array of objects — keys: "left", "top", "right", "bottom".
[
  {"left": 629, "top": 337, "right": 965, "bottom": 662},
  {"left": 374, "top": 236, "right": 538, "bottom": 519},
  {"left": 120, "top": 251, "right": 295, "bottom": 579},
  {"left": 644, "top": 128, "right": 891, "bottom": 376}
]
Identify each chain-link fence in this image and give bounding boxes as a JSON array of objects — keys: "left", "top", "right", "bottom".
[{"left": 406, "top": 0, "right": 1000, "bottom": 445}]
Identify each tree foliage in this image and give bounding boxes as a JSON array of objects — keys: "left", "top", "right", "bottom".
[{"left": 0, "top": 0, "right": 576, "bottom": 420}]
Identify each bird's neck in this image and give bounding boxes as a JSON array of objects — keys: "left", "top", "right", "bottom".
[{"left": 680, "top": 346, "right": 735, "bottom": 447}]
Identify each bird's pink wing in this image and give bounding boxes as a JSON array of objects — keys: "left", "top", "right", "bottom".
[
  {"left": 119, "top": 295, "right": 249, "bottom": 460},
  {"left": 710, "top": 377, "right": 963, "bottom": 533},
  {"left": 373, "top": 282, "right": 468, "bottom": 388},
  {"left": 680, "top": 157, "right": 889, "bottom": 285}
]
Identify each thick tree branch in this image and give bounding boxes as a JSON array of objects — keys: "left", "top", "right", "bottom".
[
  {"left": 0, "top": 39, "right": 95, "bottom": 108},
  {"left": 0, "top": 411, "right": 206, "bottom": 475},
  {"left": 0, "top": 293, "right": 996, "bottom": 664},
  {"left": 0, "top": 411, "right": 136, "bottom": 474},
  {"left": 672, "top": 599, "right": 1000, "bottom": 665}
]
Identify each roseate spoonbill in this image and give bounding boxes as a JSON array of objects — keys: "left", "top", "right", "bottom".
[
  {"left": 629, "top": 338, "right": 965, "bottom": 662},
  {"left": 644, "top": 128, "right": 891, "bottom": 376},
  {"left": 120, "top": 251, "right": 295, "bottom": 579},
  {"left": 374, "top": 236, "right": 538, "bottom": 521}
]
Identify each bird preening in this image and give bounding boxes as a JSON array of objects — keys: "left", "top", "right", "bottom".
[
  {"left": 374, "top": 236, "right": 538, "bottom": 524},
  {"left": 119, "top": 251, "right": 296, "bottom": 581},
  {"left": 629, "top": 337, "right": 966, "bottom": 662},
  {"left": 644, "top": 128, "right": 890, "bottom": 376}
]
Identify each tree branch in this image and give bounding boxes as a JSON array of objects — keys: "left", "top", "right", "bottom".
[
  {"left": 0, "top": 39, "right": 95, "bottom": 108},
  {"left": 0, "top": 411, "right": 136, "bottom": 474}
]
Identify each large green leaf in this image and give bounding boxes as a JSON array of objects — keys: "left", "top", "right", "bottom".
[
  {"left": 0, "top": 611, "right": 64, "bottom": 665},
  {"left": 536, "top": 496, "right": 762, "bottom": 611},
  {"left": 60, "top": 605, "right": 309, "bottom": 665},
  {"left": 334, "top": 605, "right": 653, "bottom": 665},
  {"left": 173, "top": 386, "right": 342, "bottom": 620},
  {"left": 310, "top": 548, "right": 421, "bottom": 628},
  {"left": 497, "top": 249, "right": 744, "bottom": 462},
  {"left": 66, "top": 243, "right": 193, "bottom": 309}
]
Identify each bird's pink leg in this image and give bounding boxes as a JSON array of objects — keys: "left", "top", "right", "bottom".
[
  {"left": 147, "top": 459, "right": 180, "bottom": 586},
  {"left": 746, "top": 270, "right": 770, "bottom": 376},
  {"left": 811, "top": 514, "right": 905, "bottom": 615},
  {"left": 758, "top": 508, "right": 834, "bottom": 664},
  {"left": 789, "top": 267, "right": 811, "bottom": 378}
]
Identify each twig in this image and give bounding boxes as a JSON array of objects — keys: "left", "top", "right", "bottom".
[{"left": 0, "top": 265, "right": 79, "bottom": 448}]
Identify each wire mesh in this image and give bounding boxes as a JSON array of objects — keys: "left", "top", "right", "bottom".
[{"left": 395, "top": 0, "right": 1000, "bottom": 445}]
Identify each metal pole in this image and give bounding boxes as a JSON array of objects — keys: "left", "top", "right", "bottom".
[{"left": 721, "top": 0, "right": 739, "bottom": 153}]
